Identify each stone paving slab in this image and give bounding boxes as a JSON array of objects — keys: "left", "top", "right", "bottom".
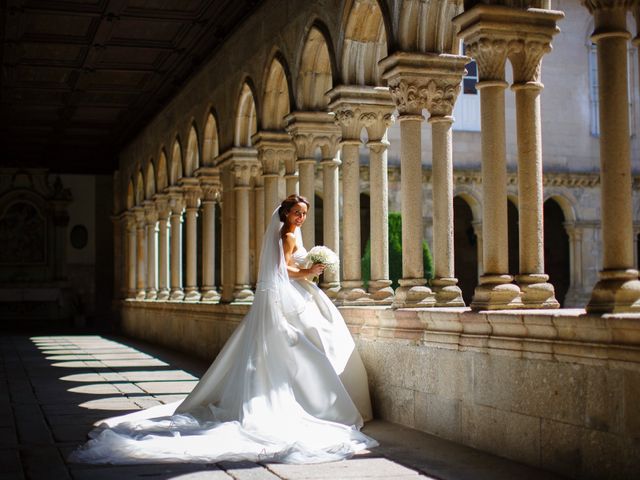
[{"left": 1, "top": 333, "right": 569, "bottom": 480}]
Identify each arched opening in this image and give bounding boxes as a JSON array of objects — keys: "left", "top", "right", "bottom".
[
  {"left": 397, "top": 0, "right": 461, "bottom": 54},
  {"left": 157, "top": 150, "right": 168, "bottom": 192},
  {"left": 170, "top": 139, "right": 183, "bottom": 185},
  {"left": 507, "top": 199, "right": 519, "bottom": 276},
  {"left": 235, "top": 82, "right": 258, "bottom": 147},
  {"left": 145, "top": 161, "right": 155, "bottom": 200},
  {"left": 341, "top": 0, "right": 388, "bottom": 85},
  {"left": 262, "top": 57, "right": 291, "bottom": 130},
  {"left": 544, "top": 198, "right": 571, "bottom": 306},
  {"left": 453, "top": 196, "right": 478, "bottom": 305},
  {"left": 126, "top": 180, "right": 135, "bottom": 210},
  {"left": 297, "top": 26, "right": 333, "bottom": 110},
  {"left": 202, "top": 113, "right": 219, "bottom": 165},
  {"left": 314, "top": 193, "right": 324, "bottom": 246},
  {"left": 135, "top": 171, "right": 144, "bottom": 206},
  {"left": 184, "top": 126, "right": 199, "bottom": 177}
]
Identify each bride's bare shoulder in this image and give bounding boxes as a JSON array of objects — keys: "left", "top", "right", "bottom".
[{"left": 282, "top": 232, "right": 297, "bottom": 252}]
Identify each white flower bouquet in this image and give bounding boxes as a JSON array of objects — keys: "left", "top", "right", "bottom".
[{"left": 305, "top": 246, "right": 339, "bottom": 282}]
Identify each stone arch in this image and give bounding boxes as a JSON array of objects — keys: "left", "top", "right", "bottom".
[
  {"left": 544, "top": 197, "right": 571, "bottom": 306},
  {"left": 453, "top": 195, "right": 479, "bottom": 305},
  {"left": 453, "top": 187, "right": 482, "bottom": 221},
  {"left": 126, "top": 179, "right": 135, "bottom": 209},
  {"left": 169, "top": 138, "right": 183, "bottom": 185},
  {"left": 397, "top": 0, "right": 463, "bottom": 54},
  {"left": 202, "top": 112, "right": 219, "bottom": 165},
  {"left": 297, "top": 24, "right": 335, "bottom": 110},
  {"left": 235, "top": 81, "right": 258, "bottom": 147},
  {"left": 157, "top": 149, "right": 168, "bottom": 191},
  {"left": 341, "top": 0, "right": 390, "bottom": 86},
  {"left": 184, "top": 125, "right": 199, "bottom": 177},
  {"left": 262, "top": 54, "right": 292, "bottom": 130},
  {"left": 544, "top": 190, "right": 578, "bottom": 224},
  {"left": 145, "top": 161, "right": 156, "bottom": 200},
  {"left": 135, "top": 171, "right": 144, "bottom": 206}
]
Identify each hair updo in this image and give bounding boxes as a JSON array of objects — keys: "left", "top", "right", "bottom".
[{"left": 278, "top": 194, "right": 310, "bottom": 222}]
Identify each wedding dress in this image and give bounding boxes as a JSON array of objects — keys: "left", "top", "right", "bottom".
[{"left": 69, "top": 208, "right": 377, "bottom": 464}]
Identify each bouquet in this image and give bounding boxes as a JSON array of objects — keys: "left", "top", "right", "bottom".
[{"left": 304, "top": 246, "right": 339, "bottom": 282}]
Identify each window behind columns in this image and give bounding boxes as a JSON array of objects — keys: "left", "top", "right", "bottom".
[
  {"left": 543, "top": 198, "right": 570, "bottom": 306},
  {"left": 508, "top": 199, "right": 519, "bottom": 276},
  {"left": 453, "top": 44, "right": 480, "bottom": 132},
  {"left": 453, "top": 196, "right": 478, "bottom": 305}
]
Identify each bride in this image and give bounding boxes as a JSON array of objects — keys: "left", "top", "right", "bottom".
[{"left": 69, "top": 194, "right": 377, "bottom": 464}]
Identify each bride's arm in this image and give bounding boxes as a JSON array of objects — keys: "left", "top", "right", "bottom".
[{"left": 282, "top": 233, "right": 324, "bottom": 279}]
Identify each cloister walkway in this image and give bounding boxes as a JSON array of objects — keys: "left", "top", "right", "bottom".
[{"left": 0, "top": 330, "right": 567, "bottom": 480}]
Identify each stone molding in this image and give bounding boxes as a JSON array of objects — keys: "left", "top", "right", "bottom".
[
  {"left": 252, "top": 130, "right": 295, "bottom": 175},
  {"left": 284, "top": 111, "right": 342, "bottom": 160},
  {"left": 508, "top": 39, "right": 550, "bottom": 84},
  {"left": 179, "top": 177, "right": 202, "bottom": 209},
  {"left": 581, "top": 0, "right": 637, "bottom": 13},
  {"left": 142, "top": 200, "right": 158, "bottom": 224},
  {"left": 195, "top": 166, "right": 221, "bottom": 202}
]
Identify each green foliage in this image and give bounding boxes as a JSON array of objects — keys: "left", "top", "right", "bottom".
[{"left": 361, "top": 212, "right": 433, "bottom": 290}]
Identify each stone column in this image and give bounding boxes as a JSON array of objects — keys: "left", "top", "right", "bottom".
[
  {"left": 321, "top": 148, "right": 342, "bottom": 298},
  {"left": 197, "top": 173, "right": 221, "bottom": 302},
  {"left": 253, "top": 170, "right": 264, "bottom": 282},
  {"left": 635, "top": 5, "right": 640, "bottom": 99},
  {"left": 111, "top": 215, "right": 123, "bottom": 299},
  {"left": 284, "top": 152, "right": 298, "bottom": 196},
  {"left": 380, "top": 54, "right": 438, "bottom": 308},
  {"left": 125, "top": 211, "right": 137, "bottom": 298},
  {"left": 455, "top": 6, "right": 524, "bottom": 309},
  {"left": 584, "top": 2, "right": 640, "bottom": 312},
  {"left": 507, "top": 11, "right": 562, "bottom": 308},
  {"left": 133, "top": 206, "right": 147, "bottom": 300},
  {"left": 168, "top": 188, "right": 185, "bottom": 301},
  {"left": 181, "top": 180, "right": 201, "bottom": 302},
  {"left": 363, "top": 111, "right": 395, "bottom": 303},
  {"left": 143, "top": 200, "right": 158, "bottom": 300},
  {"left": 154, "top": 194, "right": 171, "bottom": 301},
  {"left": 219, "top": 163, "right": 236, "bottom": 303},
  {"left": 253, "top": 131, "right": 294, "bottom": 223},
  {"left": 232, "top": 156, "right": 260, "bottom": 303},
  {"left": 472, "top": 220, "right": 484, "bottom": 278}
]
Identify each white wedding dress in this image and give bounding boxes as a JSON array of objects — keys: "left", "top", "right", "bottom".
[{"left": 69, "top": 209, "right": 377, "bottom": 464}]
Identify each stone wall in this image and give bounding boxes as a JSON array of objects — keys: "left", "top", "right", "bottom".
[{"left": 120, "top": 301, "right": 640, "bottom": 480}]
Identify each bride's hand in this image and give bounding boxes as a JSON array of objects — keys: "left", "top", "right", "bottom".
[{"left": 308, "top": 263, "right": 325, "bottom": 276}]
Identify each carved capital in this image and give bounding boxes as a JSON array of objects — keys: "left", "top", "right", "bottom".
[
  {"left": 388, "top": 79, "right": 426, "bottom": 115},
  {"left": 260, "top": 148, "right": 282, "bottom": 175},
  {"left": 233, "top": 160, "right": 260, "bottom": 188},
  {"left": 133, "top": 206, "right": 146, "bottom": 227},
  {"left": 124, "top": 211, "right": 137, "bottom": 231},
  {"left": 143, "top": 201, "right": 158, "bottom": 224},
  {"left": 154, "top": 194, "right": 171, "bottom": 220},
  {"left": 182, "top": 186, "right": 201, "bottom": 209},
  {"left": 508, "top": 39, "right": 550, "bottom": 84},
  {"left": 466, "top": 38, "right": 509, "bottom": 82},
  {"left": 167, "top": 188, "right": 185, "bottom": 215}
]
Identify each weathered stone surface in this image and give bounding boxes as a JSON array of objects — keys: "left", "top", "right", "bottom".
[
  {"left": 266, "top": 457, "right": 419, "bottom": 479},
  {"left": 461, "top": 403, "right": 540, "bottom": 467},
  {"left": 540, "top": 419, "right": 583, "bottom": 479},
  {"left": 414, "top": 392, "right": 461, "bottom": 443}
]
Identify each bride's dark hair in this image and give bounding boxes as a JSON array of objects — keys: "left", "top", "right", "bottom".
[{"left": 278, "top": 194, "right": 310, "bottom": 222}]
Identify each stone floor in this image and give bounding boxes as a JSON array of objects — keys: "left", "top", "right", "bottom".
[{"left": 0, "top": 332, "right": 568, "bottom": 480}]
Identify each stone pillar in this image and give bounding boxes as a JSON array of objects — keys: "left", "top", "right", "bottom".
[
  {"left": 168, "top": 189, "right": 184, "bottom": 301},
  {"left": 584, "top": 2, "right": 640, "bottom": 312},
  {"left": 284, "top": 152, "right": 298, "bottom": 196},
  {"left": 133, "top": 206, "right": 147, "bottom": 300},
  {"left": 154, "top": 194, "right": 171, "bottom": 301},
  {"left": 321, "top": 149, "right": 342, "bottom": 298},
  {"left": 219, "top": 164, "right": 236, "bottom": 303},
  {"left": 232, "top": 155, "right": 260, "bottom": 303},
  {"left": 125, "top": 211, "right": 137, "bottom": 299},
  {"left": 181, "top": 180, "right": 201, "bottom": 302},
  {"left": 197, "top": 172, "right": 221, "bottom": 302},
  {"left": 507, "top": 11, "right": 562, "bottom": 308},
  {"left": 143, "top": 200, "right": 158, "bottom": 300},
  {"left": 286, "top": 112, "right": 342, "bottom": 250},
  {"left": 380, "top": 54, "right": 440, "bottom": 308},
  {"left": 363, "top": 111, "right": 394, "bottom": 303},
  {"left": 635, "top": 5, "right": 640, "bottom": 99},
  {"left": 455, "top": 6, "right": 524, "bottom": 310},
  {"left": 111, "top": 214, "right": 124, "bottom": 300},
  {"left": 253, "top": 170, "right": 265, "bottom": 282},
  {"left": 253, "top": 131, "right": 294, "bottom": 223}
]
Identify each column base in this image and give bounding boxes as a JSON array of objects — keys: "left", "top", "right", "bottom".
[
  {"left": 145, "top": 289, "right": 157, "bottom": 301},
  {"left": 135, "top": 290, "right": 147, "bottom": 301},
  {"left": 563, "top": 286, "right": 589, "bottom": 308},
  {"left": 586, "top": 269, "right": 640, "bottom": 313},
  {"left": 157, "top": 289, "right": 170, "bottom": 301},
  {"left": 470, "top": 274, "right": 522, "bottom": 310},
  {"left": 516, "top": 273, "right": 559, "bottom": 309},
  {"left": 392, "top": 278, "right": 435, "bottom": 308},
  {"left": 432, "top": 277, "right": 465, "bottom": 307},
  {"left": 201, "top": 288, "right": 221, "bottom": 303},
  {"left": 169, "top": 289, "right": 185, "bottom": 301},
  {"left": 320, "top": 281, "right": 341, "bottom": 300},
  {"left": 368, "top": 279, "right": 394, "bottom": 304},
  {"left": 232, "top": 285, "right": 254, "bottom": 304},
  {"left": 184, "top": 288, "right": 201, "bottom": 302},
  {"left": 337, "top": 280, "right": 370, "bottom": 305}
]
